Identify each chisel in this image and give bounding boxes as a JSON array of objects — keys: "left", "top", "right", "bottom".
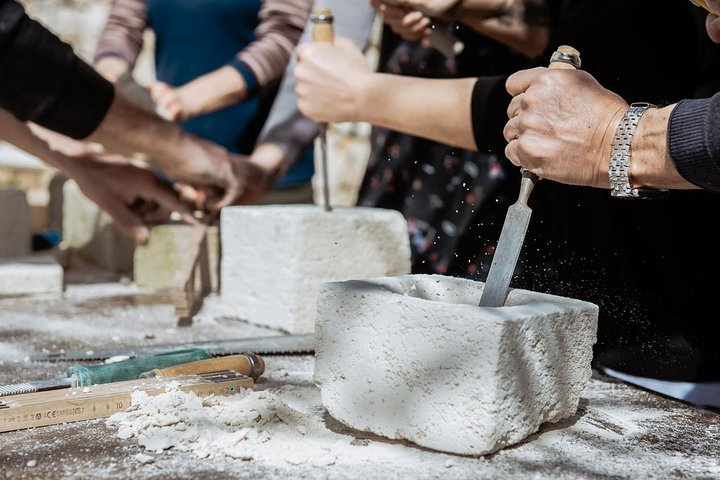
[
  {"left": 310, "top": 7, "right": 334, "bottom": 212},
  {"left": 0, "top": 348, "right": 211, "bottom": 397},
  {"left": 479, "top": 45, "right": 581, "bottom": 307},
  {"left": 139, "top": 352, "right": 265, "bottom": 380}
]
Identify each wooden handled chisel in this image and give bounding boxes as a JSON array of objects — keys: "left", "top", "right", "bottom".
[
  {"left": 139, "top": 353, "right": 265, "bottom": 380},
  {"left": 479, "top": 45, "right": 581, "bottom": 307},
  {"left": 310, "top": 7, "right": 334, "bottom": 212}
]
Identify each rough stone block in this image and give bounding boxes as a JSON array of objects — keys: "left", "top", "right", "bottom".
[
  {"left": 60, "top": 180, "right": 135, "bottom": 275},
  {"left": 0, "top": 188, "right": 31, "bottom": 258},
  {"left": 314, "top": 274, "right": 599, "bottom": 456},
  {"left": 134, "top": 224, "right": 207, "bottom": 289},
  {"left": 221, "top": 205, "right": 411, "bottom": 334},
  {"left": 0, "top": 254, "right": 64, "bottom": 297}
]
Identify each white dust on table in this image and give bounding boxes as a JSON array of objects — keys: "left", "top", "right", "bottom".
[
  {"left": 107, "top": 384, "right": 424, "bottom": 469},
  {"left": 106, "top": 372, "right": 720, "bottom": 478}
]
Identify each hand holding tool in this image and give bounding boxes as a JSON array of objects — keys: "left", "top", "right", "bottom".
[
  {"left": 140, "top": 352, "right": 265, "bottom": 380},
  {"left": 310, "top": 7, "right": 334, "bottom": 212},
  {"left": 479, "top": 45, "right": 581, "bottom": 307},
  {"left": 0, "top": 348, "right": 211, "bottom": 397}
]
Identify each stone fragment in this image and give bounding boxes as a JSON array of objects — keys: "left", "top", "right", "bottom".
[
  {"left": 0, "top": 254, "right": 64, "bottom": 297},
  {"left": 60, "top": 180, "right": 135, "bottom": 275},
  {"left": 220, "top": 205, "right": 411, "bottom": 334},
  {"left": 314, "top": 274, "right": 599, "bottom": 456},
  {"left": 0, "top": 188, "right": 31, "bottom": 258}
]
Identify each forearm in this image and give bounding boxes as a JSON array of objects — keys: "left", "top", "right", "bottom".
[
  {"left": 94, "top": 56, "right": 131, "bottom": 83},
  {"left": 85, "top": 90, "right": 208, "bottom": 174},
  {"left": 358, "top": 74, "right": 477, "bottom": 150},
  {"left": 0, "top": 109, "right": 89, "bottom": 176},
  {"left": 453, "top": 0, "right": 550, "bottom": 58},
  {"left": 630, "top": 106, "right": 695, "bottom": 190},
  {"left": 176, "top": 66, "right": 248, "bottom": 118}
]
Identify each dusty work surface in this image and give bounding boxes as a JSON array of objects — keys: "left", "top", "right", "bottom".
[{"left": 0, "top": 281, "right": 718, "bottom": 479}]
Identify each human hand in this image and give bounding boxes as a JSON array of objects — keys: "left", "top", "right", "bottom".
[
  {"left": 371, "top": 0, "right": 432, "bottom": 42},
  {"left": 503, "top": 67, "right": 627, "bottom": 188},
  {"left": 705, "top": 0, "right": 720, "bottom": 42},
  {"left": 150, "top": 81, "right": 187, "bottom": 122},
  {"left": 295, "top": 37, "right": 372, "bottom": 124},
  {"left": 191, "top": 152, "right": 274, "bottom": 213},
  {"left": 62, "top": 154, "right": 199, "bottom": 243}
]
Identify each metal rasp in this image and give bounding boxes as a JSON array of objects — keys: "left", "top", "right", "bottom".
[
  {"left": 30, "top": 334, "right": 316, "bottom": 363},
  {"left": 0, "top": 348, "right": 211, "bottom": 397},
  {"left": 310, "top": 7, "right": 334, "bottom": 212},
  {"left": 479, "top": 45, "right": 581, "bottom": 307}
]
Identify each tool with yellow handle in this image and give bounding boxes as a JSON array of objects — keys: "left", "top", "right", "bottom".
[
  {"left": 310, "top": 7, "right": 334, "bottom": 212},
  {"left": 690, "top": 0, "right": 720, "bottom": 16},
  {"left": 140, "top": 353, "right": 265, "bottom": 380},
  {"left": 479, "top": 45, "right": 581, "bottom": 308}
]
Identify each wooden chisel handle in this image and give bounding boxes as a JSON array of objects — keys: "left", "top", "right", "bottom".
[
  {"left": 142, "top": 353, "right": 265, "bottom": 379},
  {"left": 311, "top": 7, "right": 334, "bottom": 44}
]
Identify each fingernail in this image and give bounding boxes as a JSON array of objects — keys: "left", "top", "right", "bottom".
[{"left": 136, "top": 227, "right": 149, "bottom": 244}]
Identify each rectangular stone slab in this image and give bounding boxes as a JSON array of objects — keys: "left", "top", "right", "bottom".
[
  {"left": 0, "top": 255, "right": 64, "bottom": 297},
  {"left": 314, "top": 274, "right": 599, "bottom": 456},
  {"left": 220, "top": 205, "right": 411, "bottom": 334},
  {"left": 0, "top": 188, "right": 31, "bottom": 259}
]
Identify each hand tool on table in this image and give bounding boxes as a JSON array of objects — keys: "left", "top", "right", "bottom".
[
  {"left": 479, "top": 45, "right": 581, "bottom": 308},
  {"left": 310, "top": 7, "right": 334, "bottom": 212},
  {"left": 690, "top": 0, "right": 720, "bottom": 16},
  {"left": 139, "top": 352, "right": 265, "bottom": 380},
  {"left": 30, "top": 333, "right": 315, "bottom": 363},
  {"left": 0, "top": 348, "right": 212, "bottom": 397},
  {"left": 0, "top": 371, "right": 253, "bottom": 434}
]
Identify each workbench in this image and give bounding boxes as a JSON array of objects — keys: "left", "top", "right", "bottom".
[{"left": 0, "top": 280, "right": 718, "bottom": 479}]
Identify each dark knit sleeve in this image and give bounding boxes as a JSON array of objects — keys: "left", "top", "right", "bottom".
[
  {"left": 0, "top": 0, "right": 115, "bottom": 139},
  {"left": 471, "top": 75, "right": 512, "bottom": 153},
  {"left": 668, "top": 93, "right": 720, "bottom": 192}
]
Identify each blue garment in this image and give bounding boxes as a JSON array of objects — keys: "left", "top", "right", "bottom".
[{"left": 146, "top": 0, "right": 313, "bottom": 189}]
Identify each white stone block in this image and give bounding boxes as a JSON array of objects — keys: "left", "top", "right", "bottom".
[
  {"left": 220, "top": 205, "right": 411, "bottom": 334},
  {"left": 61, "top": 180, "right": 135, "bottom": 274},
  {"left": 0, "top": 255, "right": 64, "bottom": 297},
  {"left": 0, "top": 188, "right": 31, "bottom": 258},
  {"left": 314, "top": 274, "right": 599, "bottom": 456}
]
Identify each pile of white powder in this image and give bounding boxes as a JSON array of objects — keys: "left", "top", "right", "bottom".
[{"left": 106, "top": 384, "right": 420, "bottom": 468}]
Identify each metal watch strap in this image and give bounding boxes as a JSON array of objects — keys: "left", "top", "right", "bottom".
[{"left": 609, "top": 102, "right": 669, "bottom": 199}]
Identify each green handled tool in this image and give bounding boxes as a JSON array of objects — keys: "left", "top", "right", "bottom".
[{"left": 0, "top": 348, "right": 211, "bottom": 397}]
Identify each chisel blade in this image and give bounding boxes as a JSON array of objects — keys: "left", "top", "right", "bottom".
[{"left": 479, "top": 170, "right": 538, "bottom": 307}]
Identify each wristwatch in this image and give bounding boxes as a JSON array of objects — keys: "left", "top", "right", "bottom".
[{"left": 608, "top": 102, "right": 669, "bottom": 199}]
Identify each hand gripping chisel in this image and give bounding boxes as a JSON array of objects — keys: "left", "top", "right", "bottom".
[{"left": 479, "top": 45, "right": 581, "bottom": 307}]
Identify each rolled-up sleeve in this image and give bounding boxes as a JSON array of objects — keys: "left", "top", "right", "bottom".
[
  {"left": 668, "top": 93, "right": 720, "bottom": 192},
  {"left": 0, "top": 0, "right": 115, "bottom": 139},
  {"left": 231, "top": 0, "right": 313, "bottom": 94}
]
